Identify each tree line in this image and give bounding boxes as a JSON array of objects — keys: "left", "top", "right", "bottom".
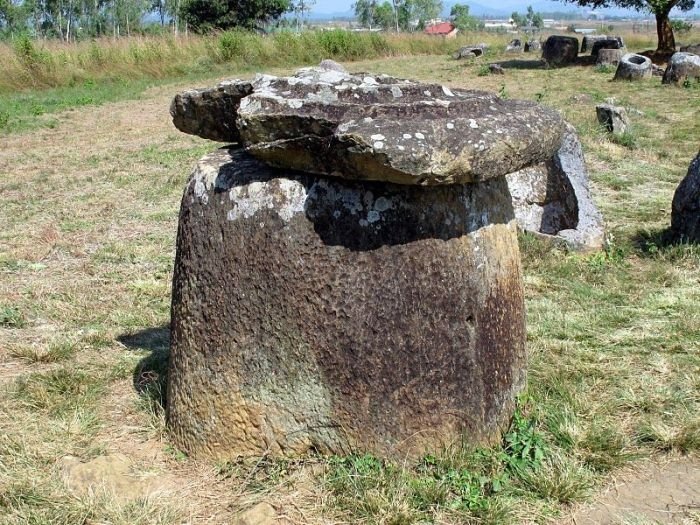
[{"left": 0, "top": 0, "right": 314, "bottom": 39}]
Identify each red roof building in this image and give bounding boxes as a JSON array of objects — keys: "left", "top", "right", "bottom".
[{"left": 424, "top": 22, "right": 458, "bottom": 38}]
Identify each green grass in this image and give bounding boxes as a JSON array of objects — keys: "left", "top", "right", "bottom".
[{"left": 0, "top": 44, "right": 699, "bottom": 524}]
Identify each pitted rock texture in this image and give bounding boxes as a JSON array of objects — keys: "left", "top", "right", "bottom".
[
  {"left": 542, "top": 35, "right": 579, "bottom": 67},
  {"left": 170, "top": 66, "right": 565, "bottom": 186},
  {"left": 235, "top": 68, "right": 565, "bottom": 185},
  {"left": 506, "top": 124, "right": 604, "bottom": 252},
  {"left": 167, "top": 147, "right": 527, "bottom": 459},
  {"left": 596, "top": 104, "right": 629, "bottom": 135},
  {"left": 581, "top": 34, "right": 609, "bottom": 54},
  {"left": 662, "top": 52, "right": 700, "bottom": 85},
  {"left": 591, "top": 37, "right": 625, "bottom": 57},
  {"left": 524, "top": 40, "right": 541, "bottom": 52},
  {"left": 614, "top": 53, "right": 652, "bottom": 81},
  {"left": 672, "top": 151, "right": 700, "bottom": 243},
  {"left": 453, "top": 46, "right": 484, "bottom": 59},
  {"left": 596, "top": 48, "right": 624, "bottom": 66},
  {"left": 170, "top": 80, "right": 253, "bottom": 142}
]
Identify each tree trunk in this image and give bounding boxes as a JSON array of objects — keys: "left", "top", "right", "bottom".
[{"left": 655, "top": 11, "right": 676, "bottom": 53}]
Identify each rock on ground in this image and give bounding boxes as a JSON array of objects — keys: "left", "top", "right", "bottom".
[
  {"left": 61, "top": 454, "right": 161, "bottom": 502},
  {"left": 671, "top": 151, "right": 700, "bottom": 242},
  {"left": 596, "top": 104, "right": 629, "bottom": 135},
  {"left": 596, "top": 48, "right": 624, "bottom": 66},
  {"left": 614, "top": 53, "right": 652, "bottom": 81},
  {"left": 591, "top": 37, "right": 624, "bottom": 58},
  {"left": 542, "top": 35, "right": 579, "bottom": 67},
  {"left": 662, "top": 52, "right": 700, "bottom": 85},
  {"left": 234, "top": 502, "right": 278, "bottom": 525},
  {"left": 506, "top": 124, "right": 604, "bottom": 251},
  {"left": 167, "top": 148, "right": 527, "bottom": 460}
]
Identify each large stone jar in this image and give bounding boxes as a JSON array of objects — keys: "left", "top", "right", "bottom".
[{"left": 167, "top": 64, "right": 568, "bottom": 459}]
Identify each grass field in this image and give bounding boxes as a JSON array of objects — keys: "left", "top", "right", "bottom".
[{"left": 0, "top": 33, "right": 699, "bottom": 524}]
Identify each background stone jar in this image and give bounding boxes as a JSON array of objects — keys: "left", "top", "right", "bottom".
[{"left": 167, "top": 147, "right": 527, "bottom": 459}]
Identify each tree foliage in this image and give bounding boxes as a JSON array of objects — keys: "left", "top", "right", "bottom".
[
  {"left": 557, "top": 0, "right": 696, "bottom": 51},
  {"left": 354, "top": 0, "right": 442, "bottom": 31},
  {"left": 180, "top": 0, "right": 292, "bottom": 32},
  {"left": 450, "top": 3, "right": 483, "bottom": 30},
  {"left": 511, "top": 5, "right": 544, "bottom": 28}
]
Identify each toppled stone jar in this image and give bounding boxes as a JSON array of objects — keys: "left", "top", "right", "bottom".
[{"left": 166, "top": 63, "right": 589, "bottom": 459}]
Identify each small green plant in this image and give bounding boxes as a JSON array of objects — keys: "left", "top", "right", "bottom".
[
  {"left": 610, "top": 130, "right": 637, "bottom": 149},
  {"left": 498, "top": 83, "right": 509, "bottom": 99},
  {"left": 500, "top": 410, "right": 546, "bottom": 474},
  {"left": 594, "top": 64, "right": 615, "bottom": 74},
  {"left": 477, "top": 64, "right": 490, "bottom": 77},
  {"left": 670, "top": 19, "right": 693, "bottom": 34},
  {"left": 0, "top": 305, "right": 26, "bottom": 328},
  {"left": 0, "top": 110, "right": 9, "bottom": 130}
]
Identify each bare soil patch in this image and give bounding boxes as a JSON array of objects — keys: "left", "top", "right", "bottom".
[{"left": 563, "top": 456, "right": 700, "bottom": 524}]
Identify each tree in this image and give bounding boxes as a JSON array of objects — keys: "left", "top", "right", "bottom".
[
  {"left": 557, "top": 0, "right": 696, "bottom": 53},
  {"left": 511, "top": 5, "right": 543, "bottom": 29},
  {"left": 450, "top": 3, "right": 482, "bottom": 30},
  {"left": 353, "top": 0, "right": 376, "bottom": 29},
  {"left": 180, "top": 0, "right": 292, "bottom": 32},
  {"left": 398, "top": 0, "right": 442, "bottom": 30},
  {"left": 292, "top": 0, "right": 314, "bottom": 31},
  {"left": 373, "top": 0, "right": 393, "bottom": 29}
]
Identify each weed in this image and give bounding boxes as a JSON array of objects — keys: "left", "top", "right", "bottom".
[
  {"left": 477, "top": 64, "right": 490, "bottom": 76},
  {"left": 610, "top": 130, "right": 638, "bottom": 149},
  {"left": 10, "top": 339, "right": 77, "bottom": 363},
  {"left": 501, "top": 410, "right": 546, "bottom": 474},
  {"left": 595, "top": 64, "right": 616, "bottom": 74},
  {"left": 13, "top": 368, "right": 103, "bottom": 415},
  {"left": 0, "top": 306, "right": 26, "bottom": 328}
]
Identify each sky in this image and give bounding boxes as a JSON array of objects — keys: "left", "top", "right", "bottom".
[{"left": 309, "top": 0, "right": 700, "bottom": 16}]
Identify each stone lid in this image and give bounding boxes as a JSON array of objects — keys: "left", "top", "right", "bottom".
[{"left": 171, "top": 64, "right": 566, "bottom": 186}]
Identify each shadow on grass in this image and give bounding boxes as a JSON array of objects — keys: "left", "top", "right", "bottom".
[
  {"left": 117, "top": 326, "right": 170, "bottom": 408},
  {"left": 494, "top": 59, "right": 545, "bottom": 70},
  {"left": 631, "top": 227, "right": 699, "bottom": 258}
]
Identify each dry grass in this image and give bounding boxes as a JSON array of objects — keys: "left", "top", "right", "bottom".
[{"left": 1, "top": 42, "right": 699, "bottom": 524}]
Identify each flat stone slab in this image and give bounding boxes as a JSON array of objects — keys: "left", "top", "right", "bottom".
[
  {"left": 172, "top": 67, "right": 566, "bottom": 186},
  {"left": 170, "top": 80, "right": 253, "bottom": 142}
]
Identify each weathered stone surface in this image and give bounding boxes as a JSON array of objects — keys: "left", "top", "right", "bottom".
[
  {"left": 489, "top": 63, "right": 505, "bottom": 75},
  {"left": 596, "top": 104, "right": 629, "bottom": 135},
  {"left": 506, "top": 39, "right": 523, "bottom": 52},
  {"left": 236, "top": 68, "right": 565, "bottom": 185},
  {"left": 506, "top": 124, "right": 604, "bottom": 251},
  {"left": 596, "top": 48, "right": 624, "bottom": 66},
  {"left": 671, "top": 151, "right": 700, "bottom": 242},
  {"left": 680, "top": 44, "right": 700, "bottom": 55},
  {"left": 542, "top": 35, "right": 579, "bottom": 67},
  {"left": 453, "top": 45, "right": 484, "bottom": 59},
  {"left": 652, "top": 63, "right": 665, "bottom": 77},
  {"left": 662, "top": 52, "right": 700, "bottom": 85},
  {"left": 235, "top": 502, "right": 278, "bottom": 525},
  {"left": 581, "top": 34, "right": 609, "bottom": 53},
  {"left": 591, "top": 37, "right": 625, "bottom": 57},
  {"left": 614, "top": 53, "right": 652, "bottom": 81},
  {"left": 318, "top": 59, "right": 348, "bottom": 73},
  {"left": 524, "top": 40, "right": 541, "bottom": 52},
  {"left": 167, "top": 147, "right": 527, "bottom": 459},
  {"left": 61, "top": 455, "right": 160, "bottom": 502},
  {"left": 170, "top": 80, "right": 253, "bottom": 142}
]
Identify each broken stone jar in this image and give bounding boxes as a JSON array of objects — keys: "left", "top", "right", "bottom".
[{"left": 167, "top": 66, "right": 568, "bottom": 460}]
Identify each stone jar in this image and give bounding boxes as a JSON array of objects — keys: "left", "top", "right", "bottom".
[{"left": 167, "top": 148, "right": 527, "bottom": 460}]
